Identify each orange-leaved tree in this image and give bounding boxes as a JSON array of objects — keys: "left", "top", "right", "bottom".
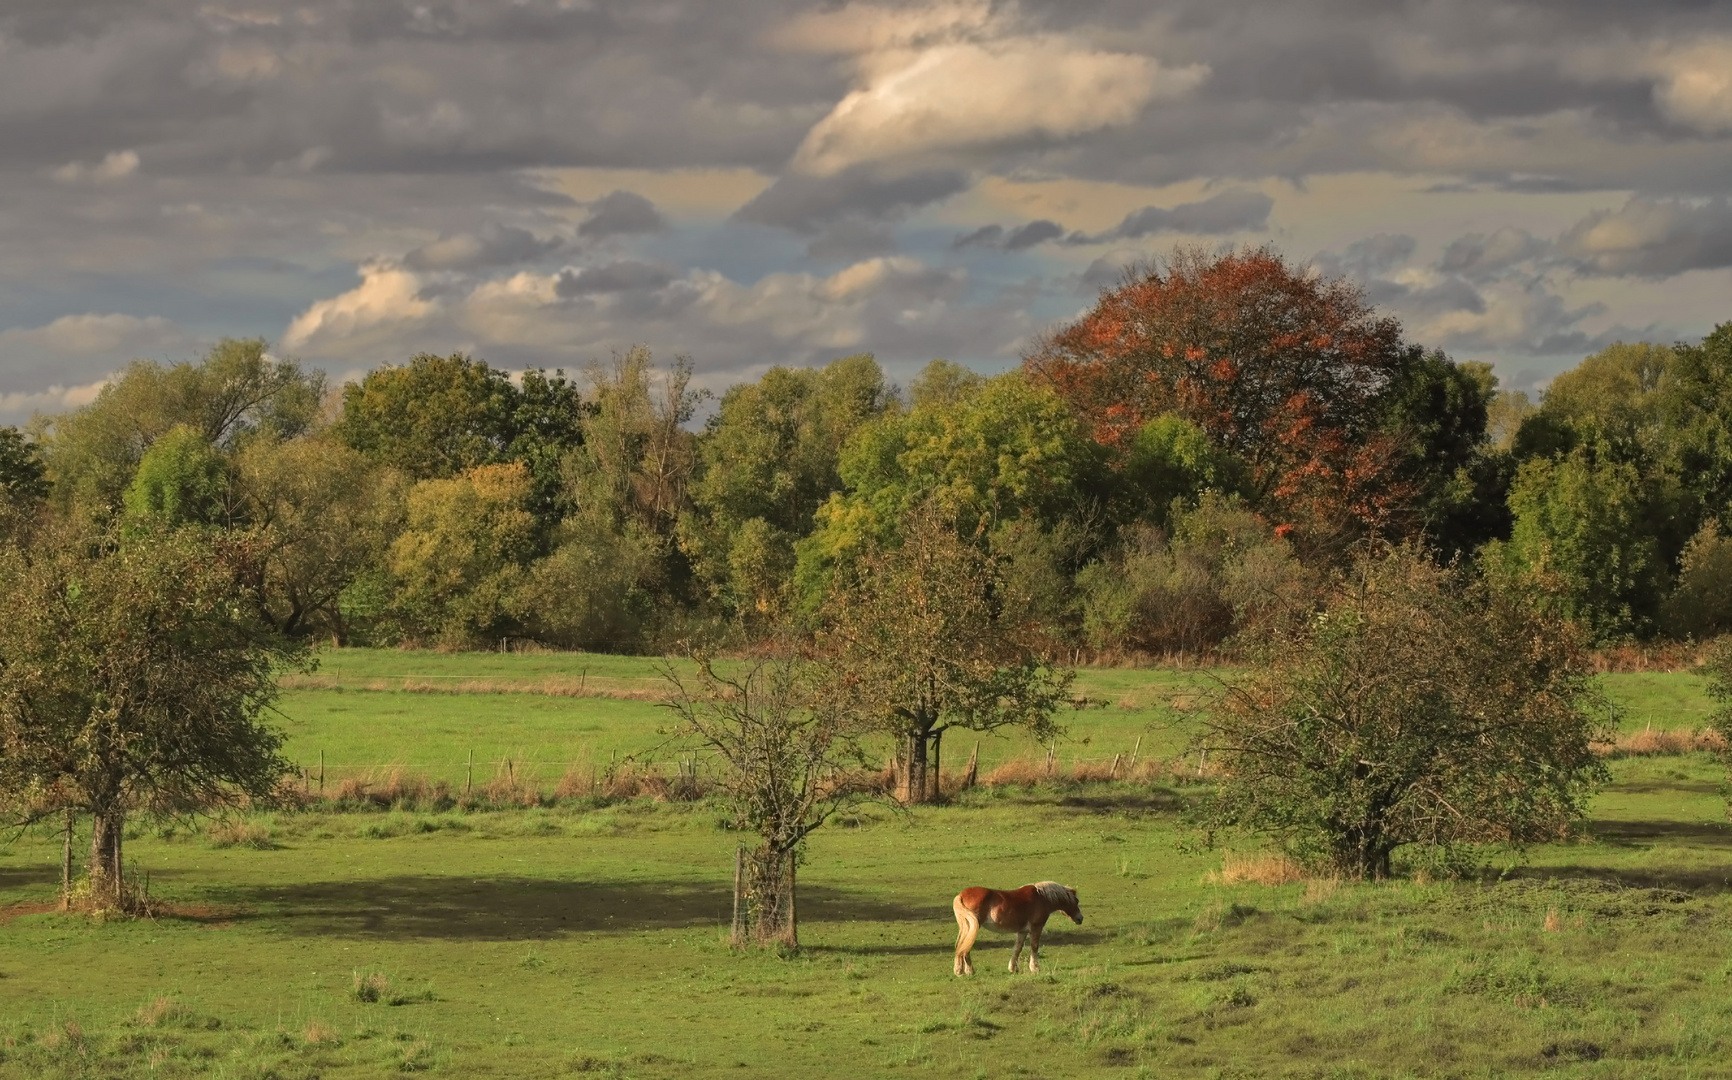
[{"left": 1027, "top": 246, "right": 1422, "bottom": 554}]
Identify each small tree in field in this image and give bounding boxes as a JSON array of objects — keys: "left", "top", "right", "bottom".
[
  {"left": 1193, "top": 544, "right": 1611, "bottom": 879},
  {"left": 0, "top": 523, "right": 303, "bottom": 910},
  {"left": 824, "top": 505, "right": 1074, "bottom": 804},
  {"left": 661, "top": 652, "right": 874, "bottom": 946}
]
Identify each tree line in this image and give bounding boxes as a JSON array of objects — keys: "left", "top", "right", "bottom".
[{"left": 3, "top": 243, "right": 1731, "bottom": 911}]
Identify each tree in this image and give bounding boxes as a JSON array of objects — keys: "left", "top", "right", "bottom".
[
  {"left": 1494, "top": 449, "right": 1670, "bottom": 641},
  {"left": 0, "top": 426, "right": 49, "bottom": 506},
  {"left": 42, "top": 340, "right": 323, "bottom": 513},
  {"left": 0, "top": 524, "right": 303, "bottom": 909},
  {"left": 823, "top": 504, "right": 1074, "bottom": 804},
  {"left": 389, "top": 463, "right": 537, "bottom": 647},
  {"left": 122, "top": 425, "right": 231, "bottom": 527},
  {"left": 794, "top": 370, "right": 1105, "bottom": 609},
  {"left": 1193, "top": 543, "right": 1610, "bottom": 879},
  {"left": 661, "top": 652, "right": 875, "bottom": 946},
  {"left": 336, "top": 353, "right": 520, "bottom": 481},
  {"left": 1026, "top": 246, "right": 1426, "bottom": 553},
  {"left": 232, "top": 436, "right": 403, "bottom": 639},
  {"left": 681, "top": 354, "right": 891, "bottom": 622}
]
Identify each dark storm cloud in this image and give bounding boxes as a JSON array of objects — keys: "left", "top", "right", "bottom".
[
  {"left": 577, "top": 192, "right": 670, "bottom": 240},
  {"left": 1557, "top": 197, "right": 1732, "bottom": 277},
  {"left": 403, "top": 222, "right": 565, "bottom": 271},
  {"left": 1065, "top": 190, "right": 1274, "bottom": 244},
  {"left": 952, "top": 220, "right": 1065, "bottom": 251},
  {"left": 734, "top": 167, "right": 973, "bottom": 234},
  {"left": 1438, "top": 229, "right": 1552, "bottom": 281},
  {"left": 554, "top": 261, "right": 678, "bottom": 297},
  {"left": 1312, "top": 234, "right": 1418, "bottom": 282}
]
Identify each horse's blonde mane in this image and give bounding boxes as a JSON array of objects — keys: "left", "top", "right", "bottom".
[{"left": 1033, "top": 881, "right": 1074, "bottom": 905}]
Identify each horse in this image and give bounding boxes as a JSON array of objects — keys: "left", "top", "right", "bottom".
[{"left": 952, "top": 881, "right": 1082, "bottom": 976}]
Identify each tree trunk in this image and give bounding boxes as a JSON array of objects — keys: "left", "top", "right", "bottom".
[
  {"left": 930, "top": 729, "right": 943, "bottom": 803},
  {"left": 60, "top": 810, "right": 74, "bottom": 910},
  {"left": 900, "top": 729, "right": 930, "bottom": 805},
  {"left": 88, "top": 807, "right": 125, "bottom": 909},
  {"left": 744, "top": 844, "right": 798, "bottom": 946}
]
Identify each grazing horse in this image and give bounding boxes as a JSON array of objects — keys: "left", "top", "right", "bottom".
[{"left": 953, "top": 882, "right": 1082, "bottom": 976}]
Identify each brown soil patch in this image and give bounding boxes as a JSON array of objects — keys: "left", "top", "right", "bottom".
[{"left": 0, "top": 901, "right": 59, "bottom": 924}]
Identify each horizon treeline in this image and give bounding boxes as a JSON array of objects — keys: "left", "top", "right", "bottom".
[{"left": 5, "top": 245, "right": 1731, "bottom": 656}]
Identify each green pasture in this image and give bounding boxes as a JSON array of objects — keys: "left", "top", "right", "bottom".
[
  {"left": 272, "top": 649, "right": 1719, "bottom": 788},
  {"left": 3, "top": 655, "right": 1731, "bottom": 1078}
]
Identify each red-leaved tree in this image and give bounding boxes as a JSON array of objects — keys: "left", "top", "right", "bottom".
[{"left": 1027, "top": 246, "right": 1421, "bottom": 553}]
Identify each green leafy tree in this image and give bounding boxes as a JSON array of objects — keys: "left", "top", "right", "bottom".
[
  {"left": 1662, "top": 521, "right": 1732, "bottom": 640},
  {"left": 1495, "top": 449, "right": 1670, "bottom": 640},
  {"left": 662, "top": 651, "right": 876, "bottom": 946},
  {"left": 42, "top": 339, "right": 322, "bottom": 512},
  {"left": 1194, "top": 543, "right": 1610, "bottom": 879},
  {"left": 795, "top": 370, "right": 1104, "bottom": 608},
  {"left": 389, "top": 463, "right": 537, "bottom": 647},
  {"left": 0, "top": 426, "right": 49, "bottom": 506},
  {"left": 681, "top": 354, "right": 891, "bottom": 620},
  {"left": 336, "top": 353, "right": 519, "bottom": 480},
  {"left": 823, "top": 504, "right": 1074, "bottom": 804},
  {"left": 0, "top": 524, "right": 303, "bottom": 909},
  {"left": 122, "top": 425, "right": 230, "bottom": 527},
  {"left": 232, "top": 436, "right": 404, "bottom": 639}
]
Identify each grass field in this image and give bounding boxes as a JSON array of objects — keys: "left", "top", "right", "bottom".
[{"left": 3, "top": 653, "right": 1731, "bottom": 1078}]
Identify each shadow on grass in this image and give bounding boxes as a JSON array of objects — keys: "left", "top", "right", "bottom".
[
  {"left": 1584, "top": 818, "right": 1732, "bottom": 848},
  {"left": 807, "top": 928, "right": 1108, "bottom": 958},
  {"left": 0, "top": 866, "right": 60, "bottom": 893},
  {"left": 215, "top": 875, "right": 938, "bottom": 940},
  {"left": 1506, "top": 864, "right": 1732, "bottom": 895}
]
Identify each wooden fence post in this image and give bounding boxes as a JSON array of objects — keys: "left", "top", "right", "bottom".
[
  {"left": 1110, "top": 753, "right": 1121, "bottom": 781},
  {"left": 61, "top": 809, "right": 73, "bottom": 909},
  {"left": 465, "top": 750, "right": 473, "bottom": 796},
  {"left": 963, "top": 741, "right": 979, "bottom": 789},
  {"left": 1128, "top": 735, "right": 1142, "bottom": 775},
  {"left": 318, "top": 749, "right": 324, "bottom": 793},
  {"left": 930, "top": 730, "right": 943, "bottom": 802},
  {"left": 731, "top": 846, "right": 745, "bottom": 946}
]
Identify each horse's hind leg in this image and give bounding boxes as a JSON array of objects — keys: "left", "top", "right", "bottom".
[
  {"left": 1028, "top": 923, "right": 1043, "bottom": 973},
  {"left": 1009, "top": 929, "right": 1026, "bottom": 973},
  {"left": 953, "top": 898, "right": 978, "bottom": 976}
]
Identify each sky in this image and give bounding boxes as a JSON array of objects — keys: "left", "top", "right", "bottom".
[{"left": 3, "top": 0, "right": 1732, "bottom": 420}]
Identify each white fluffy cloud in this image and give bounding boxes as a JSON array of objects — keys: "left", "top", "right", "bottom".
[
  {"left": 281, "top": 261, "right": 438, "bottom": 354},
  {"left": 784, "top": 4, "right": 1206, "bottom": 175}
]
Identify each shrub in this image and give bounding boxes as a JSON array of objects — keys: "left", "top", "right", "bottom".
[{"left": 1193, "top": 543, "right": 1612, "bottom": 879}]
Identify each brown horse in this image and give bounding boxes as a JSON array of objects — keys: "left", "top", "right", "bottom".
[{"left": 952, "top": 882, "right": 1082, "bottom": 976}]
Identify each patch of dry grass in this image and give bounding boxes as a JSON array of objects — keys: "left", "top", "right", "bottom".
[
  {"left": 1204, "top": 852, "right": 1306, "bottom": 887},
  {"left": 278, "top": 673, "right": 663, "bottom": 700},
  {"left": 1600, "top": 726, "right": 1725, "bottom": 758}
]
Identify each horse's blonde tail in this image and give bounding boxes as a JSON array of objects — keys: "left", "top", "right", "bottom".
[{"left": 953, "top": 893, "right": 980, "bottom": 976}]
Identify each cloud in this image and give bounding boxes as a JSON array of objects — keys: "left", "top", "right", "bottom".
[
  {"left": 0, "top": 379, "right": 110, "bottom": 417},
  {"left": 952, "top": 219, "right": 1064, "bottom": 251},
  {"left": 403, "top": 223, "right": 566, "bottom": 271},
  {"left": 1557, "top": 197, "right": 1732, "bottom": 276},
  {"left": 1437, "top": 228, "right": 1550, "bottom": 281},
  {"left": 0, "top": 313, "right": 199, "bottom": 418},
  {"left": 52, "top": 149, "right": 139, "bottom": 183},
  {"left": 577, "top": 191, "right": 670, "bottom": 240},
  {"left": 1312, "top": 233, "right": 1418, "bottom": 283},
  {"left": 791, "top": 34, "right": 1206, "bottom": 176},
  {"left": 1648, "top": 38, "right": 1732, "bottom": 134},
  {"left": 735, "top": 166, "right": 972, "bottom": 234},
  {"left": 1065, "top": 190, "right": 1272, "bottom": 244},
  {"left": 281, "top": 261, "right": 437, "bottom": 353},
  {"left": 554, "top": 261, "right": 679, "bottom": 296}
]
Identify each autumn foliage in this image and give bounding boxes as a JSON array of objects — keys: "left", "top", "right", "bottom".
[{"left": 1027, "top": 246, "right": 1419, "bottom": 551}]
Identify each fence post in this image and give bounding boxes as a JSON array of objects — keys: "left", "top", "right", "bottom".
[
  {"left": 318, "top": 750, "right": 324, "bottom": 793},
  {"left": 963, "top": 741, "right": 979, "bottom": 789},
  {"left": 1128, "top": 734, "right": 1142, "bottom": 774},
  {"left": 731, "top": 846, "right": 745, "bottom": 946},
  {"left": 1110, "top": 753, "right": 1121, "bottom": 781},
  {"left": 930, "top": 729, "right": 943, "bottom": 802},
  {"left": 465, "top": 750, "right": 473, "bottom": 796},
  {"left": 61, "top": 809, "right": 73, "bottom": 910}
]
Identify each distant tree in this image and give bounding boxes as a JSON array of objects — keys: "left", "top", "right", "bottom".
[
  {"left": 0, "top": 524, "right": 303, "bottom": 910},
  {"left": 794, "top": 370, "right": 1104, "bottom": 609},
  {"left": 122, "top": 425, "right": 230, "bottom": 528},
  {"left": 1193, "top": 544, "right": 1611, "bottom": 879},
  {"left": 1493, "top": 449, "right": 1671, "bottom": 641},
  {"left": 390, "top": 463, "right": 537, "bottom": 647},
  {"left": 43, "top": 339, "right": 322, "bottom": 512},
  {"left": 232, "top": 436, "right": 404, "bottom": 640},
  {"left": 661, "top": 651, "right": 875, "bottom": 946},
  {"left": 335, "top": 353, "right": 520, "bottom": 482},
  {"left": 1662, "top": 324, "right": 1732, "bottom": 538},
  {"left": 1662, "top": 521, "right": 1732, "bottom": 640},
  {"left": 823, "top": 504, "right": 1074, "bottom": 804},
  {"left": 0, "top": 426, "right": 49, "bottom": 506},
  {"left": 680, "top": 354, "right": 892, "bottom": 621}
]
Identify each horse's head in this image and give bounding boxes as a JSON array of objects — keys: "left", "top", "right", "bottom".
[{"left": 1063, "top": 885, "right": 1082, "bottom": 924}]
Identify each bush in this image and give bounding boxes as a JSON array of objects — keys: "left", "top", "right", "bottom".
[{"left": 1192, "top": 543, "right": 1612, "bottom": 879}]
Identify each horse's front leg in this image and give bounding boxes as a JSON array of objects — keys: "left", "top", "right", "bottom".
[{"left": 1009, "top": 929, "right": 1026, "bottom": 973}]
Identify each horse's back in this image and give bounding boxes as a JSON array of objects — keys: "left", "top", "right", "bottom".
[{"left": 955, "top": 886, "right": 994, "bottom": 913}]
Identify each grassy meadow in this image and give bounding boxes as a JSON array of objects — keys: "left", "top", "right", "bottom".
[{"left": 2, "top": 652, "right": 1731, "bottom": 1078}]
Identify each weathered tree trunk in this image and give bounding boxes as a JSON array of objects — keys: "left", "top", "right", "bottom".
[
  {"left": 744, "top": 845, "right": 798, "bottom": 946},
  {"left": 88, "top": 807, "right": 125, "bottom": 909},
  {"left": 929, "top": 729, "right": 943, "bottom": 803},
  {"left": 900, "top": 729, "right": 929, "bottom": 804}
]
